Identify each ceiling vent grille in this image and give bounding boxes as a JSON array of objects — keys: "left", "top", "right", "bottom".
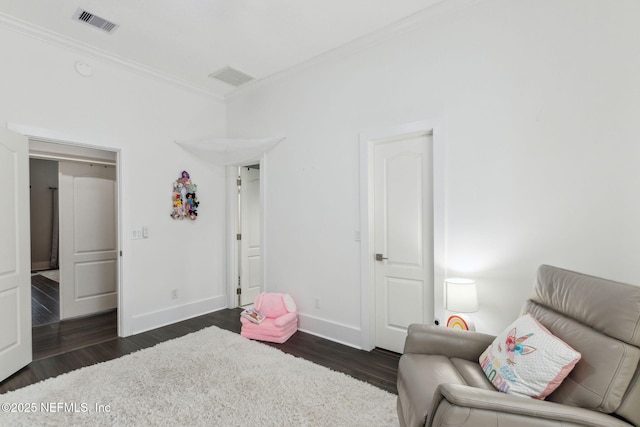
[
  {"left": 208, "top": 66, "right": 254, "bottom": 87},
  {"left": 73, "top": 8, "right": 119, "bottom": 34}
]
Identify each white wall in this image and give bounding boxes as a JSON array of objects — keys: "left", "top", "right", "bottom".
[
  {"left": 227, "top": 0, "right": 640, "bottom": 343},
  {"left": 4, "top": 0, "right": 640, "bottom": 347},
  {"left": 0, "top": 25, "right": 228, "bottom": 335}
]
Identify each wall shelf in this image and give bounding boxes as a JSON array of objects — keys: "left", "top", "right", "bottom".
[{"left": 175, "top": 137, "right": 284, "bottom": 165}]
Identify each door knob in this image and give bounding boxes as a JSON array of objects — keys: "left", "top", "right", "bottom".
[{"left": 375, "top": 253, "right": 388, "bottom": 261}]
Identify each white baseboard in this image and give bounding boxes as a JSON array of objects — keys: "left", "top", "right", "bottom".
[
  {"left": 297, "top": 313, "right": 363, "bottom": 350},
  {"left": 31, "top": 261, "right": 51, "bottom": 271},
  {"left": 126, "top": 300, "right": 366, "bottom": 350},
  {"left": 128, "top": 295, "right": 227, "bottom": 336}
]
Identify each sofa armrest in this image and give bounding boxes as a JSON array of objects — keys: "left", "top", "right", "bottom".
[
  {"left": 403, "top": 324, "right": 495, "bottom": 361},
  {"left": 428, "top": 383, "right": 633, "bottom": 427},
  {"left": 273, "top": 311, "right": 297, "bottom": 328}
]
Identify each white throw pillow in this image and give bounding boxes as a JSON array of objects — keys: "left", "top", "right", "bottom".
[{"left": 479, "top": 314, "right": 581, "bottom": 399}]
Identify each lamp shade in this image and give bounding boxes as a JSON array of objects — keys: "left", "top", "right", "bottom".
[{"left": 444, "top": 278, "right": 478, "bottom": 313}]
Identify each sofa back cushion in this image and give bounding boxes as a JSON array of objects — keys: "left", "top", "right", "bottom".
[
  {"left": 523, "top": 265, "right": 640, "bottom": 424},
  {"left": 531, "top": 265, "right": 640, "bottom": 346},
  {"left": 254, "top": 292, "right": 297, "bottom": 318},
  {"left": 524, "top": 301, "right": 639, "bottom": 411}
]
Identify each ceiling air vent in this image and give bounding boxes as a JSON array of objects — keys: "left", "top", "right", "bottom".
[
  {"left": 73, "top": 8, "right": 119, "bottom": 34},
  {"left": 208, "top": 66, "right": 254, "bottom": 87}
]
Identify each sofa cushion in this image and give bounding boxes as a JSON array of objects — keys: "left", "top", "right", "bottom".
[
  {"left": 240, "top": 321, "right": 297, "bottom": 343},
  {"left": 525, "top": 301, "right": 640, "bottom": 413},
  {"left": 524, "top": 265, "right": 640, "bottom": 422},
  {"left": 254, "top": 292, "right": 291, "bottom": 318},
  {"left": 479, "top": 314, "right": 581, "bottom": 399},
  {"left": 531, "top": 265, "right": 640, "bottom": 347}
]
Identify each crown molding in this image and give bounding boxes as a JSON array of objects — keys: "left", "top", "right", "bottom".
[
  {"left": 0, "top": 12, "right": 225, "bottom": 102},
  {"left": 0, "top": 0, "right": 483, "bottom": 104},
  {"left": 226, "top": 0, "right": 483, "bottom": 101}
]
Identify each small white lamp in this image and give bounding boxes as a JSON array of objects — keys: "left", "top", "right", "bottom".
[{"left": 444, "top": 278, "right": 478, "bottom": 331}]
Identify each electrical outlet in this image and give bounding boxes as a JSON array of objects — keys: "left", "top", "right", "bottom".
[
  {"left": 171, "top": 288, "right": 178, "bottom": 299},
  {"left": 314, "top": 297, "right": 321, "bottom": 309}
]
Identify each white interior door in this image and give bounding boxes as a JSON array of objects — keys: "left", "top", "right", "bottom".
[
  {"left": 59, "top": 161, "right": 117, "bottom": 319},
  {"left": 374, "top": 133, "right": 433, "bottom": 353},
  {"left": 0, "top": 127, "right": 32, "bottom": 381},
  {"left": 239, "top": 166, "right": 261, "bottom": 306}
]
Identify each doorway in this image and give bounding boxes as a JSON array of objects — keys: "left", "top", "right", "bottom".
[
  {"left": 359, "top": 119, "right": 445, "bottom": 353},
  {"left": 28, "top": 139, "right": 119, "bottom": 354},
  {"left": 29, "top": 158, "right": 60, "bottom": 326},
  {"left": 227, "top": 160, "right": 265, "bottom": 309},
  {"left": 237, "top": 164, "right": 261, "bottom": 306}
]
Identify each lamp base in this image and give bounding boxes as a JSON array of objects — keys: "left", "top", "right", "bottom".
[{"left": 446, "top": 313, "right": 475, "bottom": 331}]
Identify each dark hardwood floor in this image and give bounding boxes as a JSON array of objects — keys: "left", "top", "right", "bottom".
[
  {"left": 1, "top": 308, "right": 400, "bottom": 395},
  {"left": 31, "top": 274, "right": 60, "bottom": 326},
  {"left": 32, "top": 310, "right": 118, "bottom": 361}
]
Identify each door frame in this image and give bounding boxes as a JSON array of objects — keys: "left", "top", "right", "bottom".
[
  {"left": 10, "top": 123, "right": 123, "bottom": 336},
  {"left": 359, "top": 118, "right": 446, "bottom": 351},
  {"left": 226, "top": 156, "right": 267, "bottom": 308},
  {"left": 29, "top": 139, "right": 121, "bottom": 331}
]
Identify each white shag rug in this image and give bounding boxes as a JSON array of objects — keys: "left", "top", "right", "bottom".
[{"left": 1, "top": 326, "right": 398, "bottom": 426}]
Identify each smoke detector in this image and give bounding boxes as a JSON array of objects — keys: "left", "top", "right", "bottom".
[
  {"left": 74, "top": 61, "right": 93, "bottom": 77},
  {"left": 73, "top": 8, "right": 119, "bottom": 34},
  {"left": 208, "top": 66, "right": 254, "bottom": 87}
]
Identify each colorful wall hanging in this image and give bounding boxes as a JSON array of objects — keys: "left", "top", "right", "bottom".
[{"left": 170, "top": 171, "right": 199, "bottom": 220}]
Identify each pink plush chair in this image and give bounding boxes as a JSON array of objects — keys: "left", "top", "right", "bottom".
[{"left": 240, "top": 292, "right": 298, "bottom": 343}]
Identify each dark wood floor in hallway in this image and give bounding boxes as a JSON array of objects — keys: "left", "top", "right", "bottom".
[
  {"left": 1, "top": 308, "right": 400, "bottom": 396},
  {"left": 31, "top": 274, "right": 60, "bottom": 326}
]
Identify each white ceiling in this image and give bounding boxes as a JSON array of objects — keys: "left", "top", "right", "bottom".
[{"left": 0, "top": 0, "right": 445, "bottom": 97}]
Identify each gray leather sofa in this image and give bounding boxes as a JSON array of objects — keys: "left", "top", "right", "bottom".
[{"left": 397, "top": 265, "right": 640, "bottom": 426}]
